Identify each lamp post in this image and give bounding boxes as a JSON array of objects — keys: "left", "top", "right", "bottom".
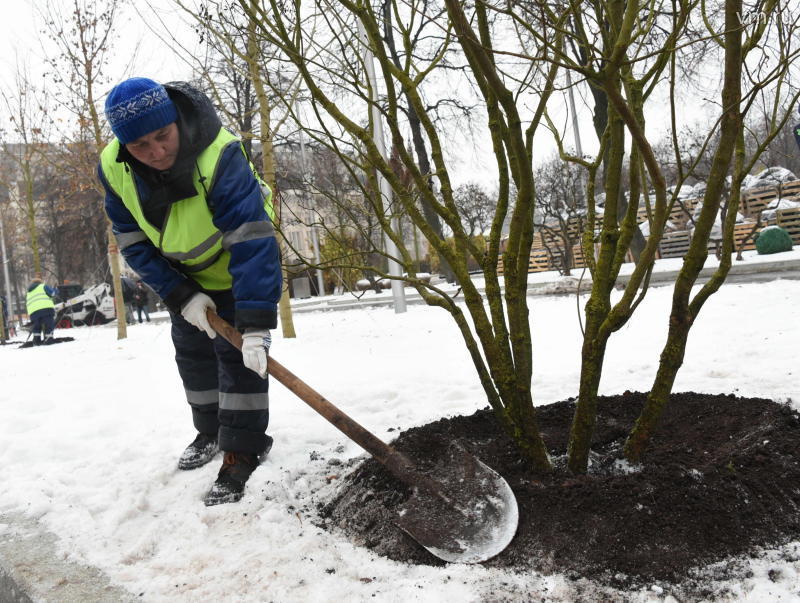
[{"left": 357, "top": 20, "right": 406, "bottom": 313}]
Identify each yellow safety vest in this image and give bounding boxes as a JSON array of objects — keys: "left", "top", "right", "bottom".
[
  {"left": 26, "top": 284, "right": 55, "bottom": 315},
  {"left": 100, "top": 128, "right": 273, "bottom": 290}
]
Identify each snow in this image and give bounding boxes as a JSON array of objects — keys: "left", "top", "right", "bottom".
[
  {"left": 639, "top": 219, "right": 679, "bottom": 237},
  {"left": 741, "top": 167, "right": 798, "bottom": 191},
  {"left": 2, "top": 256, "right": 800, "bottom": 601},
  {"left": 761, "top": 198, "right": 800, "bottom": 221},
  {"left": 667, "top": 184, "right": 696, "bottom": 199}
]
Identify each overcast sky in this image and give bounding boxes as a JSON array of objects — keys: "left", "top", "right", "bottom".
[
  {"left": 0, "top": 2, "right": 193, "bottom": 100},
  {"left": 0, "top": 0, "right": 734, "bottom": 190}
]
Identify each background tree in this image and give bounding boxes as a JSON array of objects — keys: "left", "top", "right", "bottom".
[
  {"left": 0, "top": 67, "right": 54, "bottom": 279},
  {"left": 453, "top": 182, "right": 495, "bottom": 238},
  {"left": 168, "top": 0, "right": 300, "bottom": 337},
  {"left": 40, "top": 0, "right": 129, "bottom": 339},
  {"left": 533, "top": 155, "right": 586, "bottom": 275}
]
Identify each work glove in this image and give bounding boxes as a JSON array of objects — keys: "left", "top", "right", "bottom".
[
  {"left": 242, "top": 328, "right": 271, "bottom": 378},
  {"left": 180, "top": 293, "right": 217, "bottom": 338}
]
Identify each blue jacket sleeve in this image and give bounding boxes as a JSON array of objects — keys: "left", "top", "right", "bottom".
[
  {"left": 98, "top": 164, "right": 199, "bottom": 312},
  {"left": 209, "top": 144, "right": 282, "bottom": 330}
]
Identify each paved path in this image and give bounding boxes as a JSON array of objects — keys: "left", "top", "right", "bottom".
[{"left": 0, "top": 512, "right": 136, "bottom": 602}]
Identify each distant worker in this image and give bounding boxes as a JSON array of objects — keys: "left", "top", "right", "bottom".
[
  {"left": 98, "top": 77, "right": 281, "bottom": 506},
  {"left": 132, "top": 280, "right": 151, "bottom": 323},
  {"left": 25, "top": 279, "right": 57, "bottom": 345}
]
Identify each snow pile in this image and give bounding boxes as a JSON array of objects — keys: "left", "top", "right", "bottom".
[
  {"left": 689, "top": 181, "right": 707, "bottom": 198},
  {"left": 668, "top": 184, "right": 696, "bottom": 199},
  {"left": 639, "top": 219, "right": 679, "bottom": 237},
  {"left": 761, "top": 198, "right": 800, "bottom": 221},
  {"left": 742, "top": 167, "right": 797, "bottom": 191}
]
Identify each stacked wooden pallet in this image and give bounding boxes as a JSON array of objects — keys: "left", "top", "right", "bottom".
[
  {"left": 572, "top": 243, "right": 587, "bottom": 269},
  {"left": 706, "top": 221, "right": 759, "bottom": 254},
  {"left": 777, "top": 207, "right": 800, "bottom": 245},
  {"left": 741, "top": 180, "right": 800, "bottom": 217},
  {"left": 636, "top": 197, "right": 699, "bottom": 230},
  {"left": 497, "top": 248, "right": 551, "bottom": 275},
  {"left": 658, "top": 230, "right": 692, "bottom": 258},
  {"left": 497, "top": 180, "right": 800, "bottom": 274},
  {"left": 734, "top": 222, "right": 759, "bottom": 252}
]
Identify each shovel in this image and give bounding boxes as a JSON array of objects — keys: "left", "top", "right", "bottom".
[{"left": 206, "top": 310, "right": 518, "bottom": 564}]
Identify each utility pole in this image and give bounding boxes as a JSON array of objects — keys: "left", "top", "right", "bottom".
[
  {"left": 0, "top": 210, "right": 15, "bottom": 339},
  {"left": 295, "top": 99, "right": 326, "bottom": 297},
  {"left": 565, "top": 69, "right": 584, "bottom": 159},
  {"left": 357, "top": 21, "right": 406, "bottom": 313}
]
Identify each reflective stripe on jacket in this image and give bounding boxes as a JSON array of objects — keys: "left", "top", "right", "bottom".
[
  {"left": 26, "top": 284, "right": 55, "bottom": 315},
  {"left": 99, "top": 128, "right": 274, "bottom": 291}
]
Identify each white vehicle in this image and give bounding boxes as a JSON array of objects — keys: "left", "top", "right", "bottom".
[{"left": 54, "top": 283, "right": 117, "bottom": 327}]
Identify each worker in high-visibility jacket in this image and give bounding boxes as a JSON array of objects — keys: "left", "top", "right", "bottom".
[
  {"left": 25, "top": 279, "right": 57, "bottom": 346},
  {"left": 98, "top": 77, "right": 281, "bottom": 506}
]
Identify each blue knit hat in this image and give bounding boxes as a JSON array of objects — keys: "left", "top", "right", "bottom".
[{"left": 104, "top": 77, "right": 178, "bottom": 144}]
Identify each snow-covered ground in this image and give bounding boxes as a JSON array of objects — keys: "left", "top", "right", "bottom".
[{"left": 1, "top": 257, "right": 800, "bottom": 601}]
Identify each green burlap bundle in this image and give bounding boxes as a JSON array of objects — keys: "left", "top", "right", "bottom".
[{"left": 755, "top": 226, "right": 794, "bottom": 255}]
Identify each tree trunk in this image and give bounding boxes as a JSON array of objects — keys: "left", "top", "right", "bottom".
[
  {"left": 107, "top": 225, "right": 129, "bottom": 336},
  {"left": 624, "top": 0, "right": 744, "bottom": 462},
  {"left": 567, "top": 72, "right": 626, "bottom": 473},
  {"left": 247, "top": 1, "right": 296, "bottom": 338},
  {"left": 567, "top": 302, "right": 609, "bottom": 473}
]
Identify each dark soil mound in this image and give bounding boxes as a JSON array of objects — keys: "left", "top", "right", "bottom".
[{"left": 318, "top": 392, "right": 800, "bottom": 586}]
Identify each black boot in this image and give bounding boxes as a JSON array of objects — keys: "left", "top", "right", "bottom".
[
  {"left": 203, "top": 437, "right": 273, "bottom": 506},
  {"left": 178, "top": 433, "right": 219, "bottom": 470}
]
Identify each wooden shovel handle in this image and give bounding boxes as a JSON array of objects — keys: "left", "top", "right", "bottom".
[{"left": 205, "top": 309, "right": 425, "bottom": 485}]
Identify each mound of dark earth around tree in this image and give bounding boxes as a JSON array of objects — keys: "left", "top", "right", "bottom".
[{"left": 318, "top": 392, "right": 800, "bottom": 588}]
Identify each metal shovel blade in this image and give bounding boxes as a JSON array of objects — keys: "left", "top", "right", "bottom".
[{"left": 395, "top": 444, "right": 518, "bottom": 564}]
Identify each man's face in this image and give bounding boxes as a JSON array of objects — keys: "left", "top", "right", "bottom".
[{"left": 125, "top": 122, "right": 180, "bottom": 170}]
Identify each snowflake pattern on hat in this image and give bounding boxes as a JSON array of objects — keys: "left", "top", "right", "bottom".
[{"left": 107, "top": 87, "right": 171, "bottom": 126}]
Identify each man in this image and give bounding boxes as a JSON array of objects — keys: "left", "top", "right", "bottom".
[
  {"left": 132, "top": 280, "right": 151, "bottom": 323},
  {"left": 98, "top": 77, "right": 281, "bottom": 506},
  {"left": 26, "top": 278, "right": 57, "bottom": 345}
]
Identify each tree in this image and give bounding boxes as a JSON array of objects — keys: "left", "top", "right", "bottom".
[
  {"left": 0, "top": 67, "right": 54, "bottom": 280},
  {"left": 168, "top": 0, "right": 300, "bottom": 338},
  {"left": 453, "top": 182, "right": 495, "bottom": 238},
  {"left": 625, "top": 3, "right": 800, "bottom": 460},
  {"left": 533, "top": 156, "right": 587, "bottom": 275},
  {"left": 229, "top": 0, "right": 799, "bottom": 476},
  {"left": 241, "top": 0, "right": 556, "bottom": 470},
  {"left": 40, "top": 0, "right": 130, "bottom": 339}
]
